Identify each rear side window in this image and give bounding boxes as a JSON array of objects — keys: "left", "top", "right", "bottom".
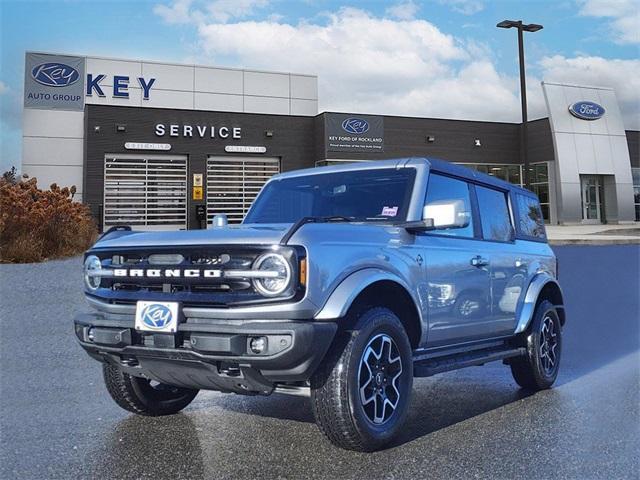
[
  {"left": 424, "top": 173, "right": 474, "bottom": 238},
  {"left": 516, "top": 194, "right": 546, "bottom": 240},
  {"left": 476, "top": 185, "right": 514, "bottom": 242}
]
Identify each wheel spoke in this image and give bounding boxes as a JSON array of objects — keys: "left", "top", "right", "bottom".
[
  {"left": 360, "top": 377, "right": 375, "bottom": 405},
  {"left": 538, "top": 314, "right": 560, "bottom": 374},
  {"left": 358, "top": 333, "right": 403, "bottom": 425},
  {"left": 548, "top": 342, "right": 557, "bottom": 366},
  {"left": 375, "top": 393, "right": 385, "bottom": 423}
]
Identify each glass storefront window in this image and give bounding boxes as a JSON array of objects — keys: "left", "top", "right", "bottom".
[
  {"left": 457, "top": 162, "right": 550, "bottom": 223},
  {"left": 632, "top": 168, "right": 640, "bottom": 221},
  {"left": 462, "top": 164, "right": 521, "bottom": 185},
  {"left": 528, "top": 163, "right": 550, "bottom": 223}
]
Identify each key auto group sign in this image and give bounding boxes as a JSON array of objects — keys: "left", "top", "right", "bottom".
[
  {"left": 24, "top": 53, "right": 86, "bottom": 110},
  {"left": 24, "top": 52, "right": 157, "bottom": 111}
]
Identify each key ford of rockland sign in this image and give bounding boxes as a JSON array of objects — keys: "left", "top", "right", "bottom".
[
  {"left": 326, "top": 113, "right": 384, "bottom": 152},
  {"left": 24, "top": 52, "right": 156, "bottom": 111}
]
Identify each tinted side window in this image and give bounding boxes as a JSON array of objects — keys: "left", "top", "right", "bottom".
[
  {"left": 424, "top": 173, "right": 474, "bottom": 238},
  {"left": 476, "top": 185, "right": 513, "bottom": 242},
  {"left": 516, "top": 194, "right": 546, "bottom": 239}
]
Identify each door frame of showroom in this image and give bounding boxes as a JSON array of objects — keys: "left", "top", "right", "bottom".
[{"left": 580, "top": 174, "right": 605, "bottom": 224}]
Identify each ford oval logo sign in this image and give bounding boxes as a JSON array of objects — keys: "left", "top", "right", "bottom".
[
  {"left": 342, "top": 118, "right": 370, "bottom": 135},
  {"left": 568, "top": 101, "right": 605, "bottom": 121},
  {"left": 31, "top": 62, "right": 80, "bottom": 87},
  {"left": 141, "top": 304, "right": 173, "bottom": 329}
]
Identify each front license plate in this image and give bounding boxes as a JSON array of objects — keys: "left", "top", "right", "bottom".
[{"left": 135, "top": 301, "right": 179, "bottom": 333}]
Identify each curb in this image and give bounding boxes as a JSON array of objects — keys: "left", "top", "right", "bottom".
[{"left": 549, "top": 239, "right": 640, "bottom": 245}]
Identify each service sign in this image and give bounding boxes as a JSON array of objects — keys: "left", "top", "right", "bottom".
[
  {"left": 326, "top": 113, "right": 384, "bottom": 153},
  {"left": 568, "top": 101, "right": 605, "bottom": 121},
  {"left": 24, "top": 53, "right": 85, "bottom": 110}
]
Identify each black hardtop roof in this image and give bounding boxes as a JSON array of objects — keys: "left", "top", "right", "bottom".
[{"left": 421, "top": 157, "right": 536, "bottom": 197}]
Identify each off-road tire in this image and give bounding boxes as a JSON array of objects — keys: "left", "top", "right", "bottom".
[
  {"left": 310, "top": 307, "right": 413, "bottom": 451},
  {"left": 103, "top": 364, "right": 199, "bottom": 416},
  {"left": 510, "top": 300, "right": 562, "bottom": 391}
]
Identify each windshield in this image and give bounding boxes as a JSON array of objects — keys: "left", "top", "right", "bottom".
[{"left": 244, "top": 167, "right": 416, "bottom": 224}]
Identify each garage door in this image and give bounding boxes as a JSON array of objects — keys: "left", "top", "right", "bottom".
[
  {"left": 103, "top": 154, "right": 188, "bottom": 230},
  {"left": 206, "top": 156, "right": 280, "bottom": 224}
]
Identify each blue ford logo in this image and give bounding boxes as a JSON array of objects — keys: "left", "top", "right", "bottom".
[
  {"left": 141, "top": 304, "right": 173, "bottom": 329},
  {"left": 342, "top": 118, "right": 370, "bottom": 135},
  {"left": 31, "top": 62, "right": 80, "bottom": 87},
  {"left": 568, "top": 101, "right": 605, "bottom": 120}
]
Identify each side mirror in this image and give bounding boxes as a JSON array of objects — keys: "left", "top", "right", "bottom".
[
  {"left": 423, "top": 200, "right": 470, "bottom": 229},
  {"left": 402, "top": 217, "right": 435, "bottom": 234}
]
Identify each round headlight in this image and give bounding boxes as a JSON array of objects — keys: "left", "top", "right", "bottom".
[
  {"left": 84, "top": 255, "right": 102, "bottom": 291},
  {"left": 252, "top": 253, "right": 292, "bottom": 297}
]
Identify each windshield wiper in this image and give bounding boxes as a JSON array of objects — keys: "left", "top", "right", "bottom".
[
  {"left": 280, "top": 216, "right": 356, "bottom": 244},
  {"left": 323, "top": 215, "right": 356, "bottom": 222}
]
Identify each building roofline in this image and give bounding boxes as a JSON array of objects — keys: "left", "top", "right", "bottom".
[
  {"left": 318, "top": 111, "right": 549, "bottom": 126},
  {"left": 541, "top": 80, "right": 614, "bottom": 91},
  {"left": 24, "top": 50, "right": 318, "bottom": 79}
]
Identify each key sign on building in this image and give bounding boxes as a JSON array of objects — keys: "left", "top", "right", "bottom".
[{"left": 24, "top": 53, "right": 85, "bottom": 110}]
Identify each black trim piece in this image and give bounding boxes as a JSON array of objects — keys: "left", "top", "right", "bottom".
[
  {"left": 412, "top": 335, "right": 512, "bottom": 362},
  {"left": 468, "top": 183, "right": 483, "bottom": 240},
  {"left": 413, "top": 346, "right": 526, "bottom": 377},
  {"left": 75, "top": 314, "right": 338, "bottom": 384}
]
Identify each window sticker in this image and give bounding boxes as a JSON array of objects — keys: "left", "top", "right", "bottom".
[{"left": 381, "top": 206, "right": 399, "bottom": 217}]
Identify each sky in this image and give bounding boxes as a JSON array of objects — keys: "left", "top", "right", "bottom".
[{"left": 1, "top": 0, "right": 639, "bottom": 173}]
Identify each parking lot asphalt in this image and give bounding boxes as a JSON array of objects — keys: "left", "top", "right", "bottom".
[{"left": 1, "top": 245, "right": 638, "bottom": 480}]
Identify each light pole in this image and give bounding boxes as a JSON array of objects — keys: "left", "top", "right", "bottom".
[{"left": 497, "top": 20, "right": 543, "bottom": 189}]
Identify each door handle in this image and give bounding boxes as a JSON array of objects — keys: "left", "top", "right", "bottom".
[{"left": 470, "top": 256, "right": 489, "bottom": 267}]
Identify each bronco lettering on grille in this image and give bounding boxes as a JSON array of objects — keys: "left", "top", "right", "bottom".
[{"left": 112, "top": 268, "right": 222, "bottom": 278}]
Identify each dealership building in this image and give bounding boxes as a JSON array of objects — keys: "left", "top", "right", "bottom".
[{"left": 22, "top": 51, "right": 639, "bottom": 230}]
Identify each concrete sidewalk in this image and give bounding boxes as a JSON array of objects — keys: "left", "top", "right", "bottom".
[{"left": 546, "top": 223, "right": 640, "bottom": 245}]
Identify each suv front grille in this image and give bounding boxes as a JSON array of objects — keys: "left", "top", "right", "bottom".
[{"left": 90, "top": 246, "right": 283, "bottom": 306}]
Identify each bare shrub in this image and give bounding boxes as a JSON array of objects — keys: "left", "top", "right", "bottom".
[{"left": 0, "top": 173, "right": 98, "bottom": 263}]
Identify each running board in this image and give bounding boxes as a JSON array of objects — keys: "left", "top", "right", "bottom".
[{"left": 413, "top": 347, "right": 526, "bottom": 378}]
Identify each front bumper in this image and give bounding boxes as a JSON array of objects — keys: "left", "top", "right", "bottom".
[{"left": 74, "top": 312, "right": 337, "bottom": 395}]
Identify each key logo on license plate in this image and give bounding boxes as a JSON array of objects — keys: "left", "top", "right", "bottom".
[{"left": 135, "top": 301, "right": 179, "bottom": 333}]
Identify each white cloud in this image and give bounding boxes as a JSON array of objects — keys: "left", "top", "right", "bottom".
[
  {"left": 194, "top": 7, "right": 527, "bottom": 121},
  {"left": 206, "top": 0, "right": 269, "bottom": 23},
  {"left": 385, "top": 1, "right": 420, "bottom": 20},
  {"left": 153, "top": 0, "right": 269, "bottom": 25},
  {"left": 578, "top": 0, "right": 640, "bottom": 44},
  {"left": 154, "top": 3, "right": 639, "bottom": 128},
  {"left": 153, "top": 0, "right": 196, "bottom": 24},
  {"left": 0, "top": 81, "right": 9, "bottom": 95},
  {"left": 437, "top": 0, "right": 484, "bottom": 15},
  {"left": 539, "top": 55, "right": 640, "bottom": 128}
]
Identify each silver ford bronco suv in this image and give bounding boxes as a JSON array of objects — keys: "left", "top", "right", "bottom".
[{"left": 75, "top": 158, "right": 565, "bottom": 451}]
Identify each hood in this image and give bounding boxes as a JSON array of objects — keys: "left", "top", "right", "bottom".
[{"left": 93, "top": 223, "right": 292, "bottom": 250}]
